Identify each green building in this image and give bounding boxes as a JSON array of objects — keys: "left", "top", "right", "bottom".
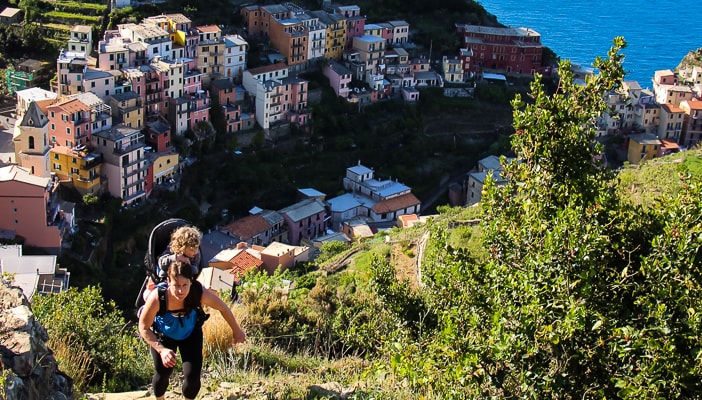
[{"left": 6, "top": 59, "right": 44, "bottom": 95}]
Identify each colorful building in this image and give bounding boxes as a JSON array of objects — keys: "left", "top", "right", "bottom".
[
  {"left": 0, "top": 165, "right": 70, "bottom": 254},
  {"left": 456, "top": 24, "right": 544, "bottom": 75},
  {"left": 49, "top": 145, "right": 103, "bottom": 195}
]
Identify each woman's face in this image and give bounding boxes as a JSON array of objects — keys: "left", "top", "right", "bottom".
[{"left": 168, "top": 275, "right": 191, "bottom": 301}]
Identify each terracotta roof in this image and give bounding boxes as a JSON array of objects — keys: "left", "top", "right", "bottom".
[
  {"left": 227, "top": 250, "right": 263, "bottom": 279},
  {"left": 682, "top": 99, "right": 702, "bottom": 110},
  {"left": 196, "top": 25, "right": 221, "bottom": 33},
  {"left": 397, "top": 214, "right": 419, "bottom": 228},
  {"left": 221, "top": 214, "right": 271, "bottom": 240},
  {"left": 659, "top": 103, "right": 684, "bottom": 113},
  {"left": 371, "top": 192, "right": 421, "bottom": 214},
  {"left": 51, "top": 98, "right": 90, "bottom": 113},
  {"left": 661, "top": 139, "right": 680, "bottom": 152}
]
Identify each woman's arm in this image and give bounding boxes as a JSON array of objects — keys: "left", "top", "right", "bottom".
[
  {"left": 201, "top": 289, "right": 246, "bottom": 344},
  {"left": 138, "top": 291, "right": 177, "bottom": 368}
]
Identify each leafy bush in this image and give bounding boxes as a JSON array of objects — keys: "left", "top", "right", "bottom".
[
  {"left": 383, "top": 38, "right": 702, "bottom": 398},
  {"left": 314, "top": 240, "right": 349, "bottom": 264},
  {"left": 32, "top": 286, "right": 152, "bottom": 392},
  {"left": 43, "top": 10, "right": 101, "bottom": 24}
]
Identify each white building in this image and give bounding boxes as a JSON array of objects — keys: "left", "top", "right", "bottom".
[{"left": 223, "top": 34, "right": 248, "bottom": 80}]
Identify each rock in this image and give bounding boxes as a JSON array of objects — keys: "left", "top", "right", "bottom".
[
  {"left": 0, "top": 280, "right": 73, "bottom": 400},
  {"left": 307, "top": 382, "right": 356, "bottom": 399}
]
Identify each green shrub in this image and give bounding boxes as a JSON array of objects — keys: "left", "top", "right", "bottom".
[
  {"left": 315, "top": 241, "right": 349, "bottom": 264},
  {"left": 32, "top": 286, "right": 152, "bottom": 392}
]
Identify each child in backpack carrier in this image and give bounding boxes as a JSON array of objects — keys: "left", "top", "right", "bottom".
[{"left": 143, "top": 226, "right": 203, "bottom": 302}]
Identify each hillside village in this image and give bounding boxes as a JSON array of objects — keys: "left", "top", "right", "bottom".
[{"left": 1, "top": 1, "right": 702, "bottom": 301}]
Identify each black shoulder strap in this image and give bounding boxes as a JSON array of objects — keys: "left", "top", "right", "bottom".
[
  {"left": 157, "top": 286, "right": 168, "bottom": 316},
  {"left": 185, "top": 280, "right": 203, "bottom": 310}
]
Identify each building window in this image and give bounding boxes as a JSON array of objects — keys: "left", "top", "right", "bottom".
[{"left": 28, "top": 136, "right": 35, "bottom": 149}]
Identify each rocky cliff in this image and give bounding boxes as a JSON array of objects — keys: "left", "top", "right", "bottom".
[{"left": 0, "top": 280, "right": 72, "bottom": 400}]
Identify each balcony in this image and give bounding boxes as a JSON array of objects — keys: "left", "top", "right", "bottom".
[
  {"left": 123, "top": 188, "right": 147, "bottom": 203},
  {"left": 75, "top": 174, "right": 100, "bottom": 183},
  {"left": 146, "top": 93, "right": 162, "bottom": 102},
  {"left": 124, "top": 162, "right": 149, "bottom": 176},
  {"left": 113, "top": 141, "right": 144, "bottom": 155}
]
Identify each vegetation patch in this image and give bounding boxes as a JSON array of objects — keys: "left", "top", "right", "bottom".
[{"left": 43, "top": 10, "right": 101, "bottom": 24}]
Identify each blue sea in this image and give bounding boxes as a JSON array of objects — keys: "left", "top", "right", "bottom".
[{"left": 477, "top": 0, "right": 702, "bottom": 88}]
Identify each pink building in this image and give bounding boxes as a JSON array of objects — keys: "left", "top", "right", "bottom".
[
  {"left": 0, "top": 165, "right": 69, "bottom": 254},
  {"left": 183, "top": 66, "right": 204, "bottom": 95},
  {"left": 278, "top": 198, "right": 327, "bottom": 245},
  {"left": 377, "top": 22, "right": 394, "bottom": 43},
  {"left": 323, "top": 61, "right": 352, "bottom": 98},
  {"left": 97, "top": 31, "right": 131, "bottom": 71},
  {"left": 47, "top": 98, "right": 92, "bottom": 148},
  {"left": 188, "top": 90, "right": 211, "bottom": 131},
  {"left": 337, "top": 5, "right": 365, "bottom": 49}
]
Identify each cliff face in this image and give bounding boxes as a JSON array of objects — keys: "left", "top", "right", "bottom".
[{"left": 0, "top": 280, "right": 73, "bottom": 400}]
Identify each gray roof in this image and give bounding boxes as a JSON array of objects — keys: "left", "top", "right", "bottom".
[
  {"left": 469, "top": 170, "right": 507, "bottom": 184},
  {"left": 260, "top": 209, "right": 284, "bottom": 226},
  {"left": 327, "top": 61, "right": 352, "bottom": 76},
  {"left": 84, "top": 68, "right": 112, "bottom": 80},
  {"left": 111, "top": 91, "right": 139, "bottom": 102},
  {"left": 327, "top": 193, "right": 376, "bottom": 212},
  {"left": 19, "top": 102, "right": 48, "bottom": 128},
  {"left": 478, "top": 155, "right": 503, "bottom": 172},
  {"left": 298, "top": 188, "right": 326, "bottom": 198},
  {"left": 0, "top": 245, "right": 57, "bottom": 300},
  {"left": 348, "top": 164, "right": 373, "bottom": 176},
  {"left": 200, "top": 230, "right": 239, "bottom": 263},
  {"left": 147, "top": 120, "right": 170, "bottom": 133},
  {"left": 261, "top": 4, "right": 290, "bottom": 14},
  {"left": 92, "top": 124, "right": 142, "bottom": 141},
  {"left": 279, "top": 198, "right": 326, "bottom": 222},
  {"left": 630, "top": 133, "right": 661, "bottom": 145},
  {"left": 211, "top": 78, "right": 234, "bottom": 90},
  {"left": 313, "top": 231, "right": 351, "bottom": 244}
]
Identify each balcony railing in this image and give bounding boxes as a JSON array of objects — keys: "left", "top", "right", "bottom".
[{"left": 114, "top": 141, "right": 144, "bottom": 155}]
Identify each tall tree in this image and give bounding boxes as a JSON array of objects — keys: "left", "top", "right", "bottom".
[{"left": 387, "top": 37, "right": 702, "bottom": 398}]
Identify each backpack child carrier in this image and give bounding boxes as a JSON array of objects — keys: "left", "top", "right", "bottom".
[{"left": 134, "top": 218, "right": 207, "bottom": 309}]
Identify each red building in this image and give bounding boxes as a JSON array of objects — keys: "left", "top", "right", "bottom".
[
  {"left": 46, "top": 98, "right": 92, "bottom": 148},
  {"left": 146, "top": 120, "right": 172, "bottom": 153},
  {"left": 455, "top": 24, "right": 544, "bottom": 75}
]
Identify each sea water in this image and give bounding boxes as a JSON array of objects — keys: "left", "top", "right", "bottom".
[{"left": 477, "top": 0, "right": 702, "bottom": 88}]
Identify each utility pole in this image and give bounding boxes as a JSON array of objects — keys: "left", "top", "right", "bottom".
[{"left": 429, "top": 40, "right": 433, "bottom": 64}]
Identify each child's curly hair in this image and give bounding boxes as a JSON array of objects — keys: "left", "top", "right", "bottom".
[{"left": 169, "top": 226, "right": 202, "bottom": 254}]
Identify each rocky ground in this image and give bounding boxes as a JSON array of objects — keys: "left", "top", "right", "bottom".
[{"left": 84, "top": 380, "right": 356, "bottom": 400}]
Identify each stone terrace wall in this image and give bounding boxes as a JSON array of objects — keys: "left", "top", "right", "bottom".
[{"left": 0, "top": 280, "right": 72, "bottom": 399}]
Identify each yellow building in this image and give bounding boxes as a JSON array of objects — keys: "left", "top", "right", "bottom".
[
  {"left": 310, "top": 10, "right": 346, "bottom": 60},
  {"left": 50, "top": 145, "right": 103, "bottom": 195},
  {"left": 326, "top": 15, "right": 347, "bottom": 60},
  {"left": 109, "top": 91, "right": 143, "bottom": 129},
  {"left": 627, "top": 133, "right": 661, "bottom": 165},
  {"left": 150, "top": 152, "right": 179, "bottom": 184}
]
